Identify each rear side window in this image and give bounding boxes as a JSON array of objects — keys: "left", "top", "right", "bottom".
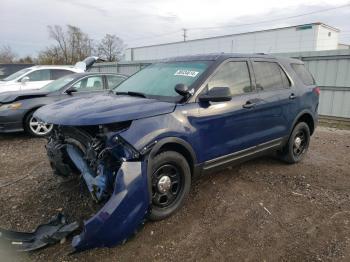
[
  {"left": 51, "top": 69, "right": 74, "bottom": 80},
  {"left": 207, "top": 61, "right": 252, "bottom": 96},
  {"left": 253, "top": 62, "right": 290, "bottom": 91},
  {"left": 291, "top": 64, "right": 315, "bottom": 85}
]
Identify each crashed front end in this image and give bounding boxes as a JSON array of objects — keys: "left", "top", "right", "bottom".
[{"left": 46, "top": 123, "right": 150, "bottom": 251}]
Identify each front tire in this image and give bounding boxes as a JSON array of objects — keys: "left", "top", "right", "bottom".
[
  {"left": 280, "top": 122, "right": 310, "bottom": 164},
  {"left": 24, "top": 110, "right": 53, "bottom": 137},
  {"left": 149, "top": 151, "right": 191, "bottom": 221}
]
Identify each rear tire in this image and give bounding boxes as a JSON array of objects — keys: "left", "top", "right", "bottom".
[
  {"left": 279, "top": 122, "right": 310, "bottom": 164},
  {"left": 149, "top": 151, "right": 191, "bottom": 221}
]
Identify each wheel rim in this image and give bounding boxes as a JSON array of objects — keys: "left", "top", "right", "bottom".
[
  {"left": 293, "top": 129, "right": 308, "bottom": 157},
  {"left": 152, "top": 164, "right": 183, "bottom": 208},
  {"left": 29, "top": 116, "right": 53, "bottom": 136}
]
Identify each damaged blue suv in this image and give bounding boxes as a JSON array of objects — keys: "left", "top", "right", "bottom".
[{"left": 35, "top": 53, "right": 319, "bottom": 251}]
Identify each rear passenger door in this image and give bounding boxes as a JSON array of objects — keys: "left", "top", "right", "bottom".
[{"left": 251, "top": 59, "right": 297, "bottom": 143}]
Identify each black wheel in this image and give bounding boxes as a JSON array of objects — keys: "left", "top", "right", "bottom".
[
  {"left": 149, "top": 151, "right": 191, "bottom": 221},
  {"left": 280, "top": 122, "right": 310, "bottom": 164},
  {"left": 24, "top": 110, "right": 53, "bottom": 137}
]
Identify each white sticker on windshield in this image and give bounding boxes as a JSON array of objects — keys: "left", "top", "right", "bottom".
[{"left": 174, "top": 70, "right": 199, "bottom": 77}]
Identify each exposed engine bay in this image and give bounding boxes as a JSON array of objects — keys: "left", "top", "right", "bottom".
[{"left": 44, "top": 124, "right": 150, "bottom": 251}]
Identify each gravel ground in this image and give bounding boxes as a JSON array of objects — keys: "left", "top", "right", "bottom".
[{"left": 0, "top": 126, "right": 350, "bottom": 261}]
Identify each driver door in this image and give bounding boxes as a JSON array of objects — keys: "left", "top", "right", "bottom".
[{"left": 195, "top": 59, "right": 262, "bottom": 165}]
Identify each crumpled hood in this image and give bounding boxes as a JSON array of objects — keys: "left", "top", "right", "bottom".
[
  {"left": 0, "top": 90, "right": 49, "bottom": 104},
  {"left": 35, "top": 93, "right": 176, "bottom": 125}
]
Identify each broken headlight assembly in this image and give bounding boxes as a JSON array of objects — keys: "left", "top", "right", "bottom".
[{"left": 110, "top": 135, "right": 140, "bottom": 161}]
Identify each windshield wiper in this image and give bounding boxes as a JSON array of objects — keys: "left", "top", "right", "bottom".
[{"left": 115, "top": 91, "right": 147, "bottom": 98}]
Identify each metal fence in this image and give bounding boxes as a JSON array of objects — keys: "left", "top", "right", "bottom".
[
  {"left": 90, "top": 61, "right": 150, "bottom": 76},
  {"left": 92, "top": 50, "right": 350, "bottom": 119},
  {"left": 276, "top": 50, "right": 350, "bottom": 118}
]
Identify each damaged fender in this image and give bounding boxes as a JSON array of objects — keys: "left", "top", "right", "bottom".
[{"left": 72, "top": 160, "right": 150, "bottom": 252}]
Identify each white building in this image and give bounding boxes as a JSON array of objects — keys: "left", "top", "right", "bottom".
[{"left": 125, "top": 23, "right": 340, "bottom": 61}]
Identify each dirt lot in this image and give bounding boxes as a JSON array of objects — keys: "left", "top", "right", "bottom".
[{"left": 0, "top": 126, "right": 350, "bottom": 261}]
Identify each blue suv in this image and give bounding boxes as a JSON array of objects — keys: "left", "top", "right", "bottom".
[{"left": 35, "top": 53, "right": 319, "bottom": 251}]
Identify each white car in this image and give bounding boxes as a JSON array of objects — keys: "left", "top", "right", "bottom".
[{"left": 0, "top": 57, "right": 99, "bottom": 93}]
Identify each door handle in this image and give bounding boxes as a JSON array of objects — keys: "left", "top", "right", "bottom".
[
  {"left": 242, "top": 101, "right": 255, "bottom": 109},
  {"left": 289, "top": 93, "right": 296, "bottom": 100}
]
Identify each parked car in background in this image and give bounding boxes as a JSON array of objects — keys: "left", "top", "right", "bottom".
[
  {"left": 0, "top": 64, "right": 34, "bottom": 80},
  {"left": 34, "top": 53, "right": 319, "bottom": 251},
  {"left": 0, "top": 72, "right": 127, "bottom": 136},
  {"left": 0, "top": 57, "right": 100, "bottom": 93}
]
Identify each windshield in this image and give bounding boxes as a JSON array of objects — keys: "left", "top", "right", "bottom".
[
  {"left": 41, "top": 75, "right": 76, "bottom": 92},
  {"left": 2, "top": 68, "right": 32, "bottom": 81},
  {"left": 115, "top": 61, "right": 210, "bottom": 101}
]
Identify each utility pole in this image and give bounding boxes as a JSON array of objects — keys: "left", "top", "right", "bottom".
[{"left": 182, "top": 28, "right": 187, "bottom": 42}]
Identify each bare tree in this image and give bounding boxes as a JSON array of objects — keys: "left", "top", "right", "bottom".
[
  {"left": 0, "top": 45, "right": 17, "bottom": 63},
  {"left": 97, "top": 34, "right": 125, "bottom": 62},
  {"left": 38, "top": 25, "right": 94, "bottom": 64},
  {"left": 17, "top": 56, "right": 35, "bottom": 64}
]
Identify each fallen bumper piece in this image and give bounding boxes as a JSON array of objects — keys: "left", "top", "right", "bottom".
[
  {"left": 0, "top": 213, "right": 78, "bottom": 252},
  {"left": 72, "top": 160, "right": 150, "bottom": 252}
]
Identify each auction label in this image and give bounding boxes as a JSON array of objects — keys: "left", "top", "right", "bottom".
[{"left": 174, "top": 70, "right": 199, "bottom": 77}]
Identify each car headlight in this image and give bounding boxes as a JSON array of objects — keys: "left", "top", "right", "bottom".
[{"left": 0, "top": 102, "right": 22, "bottom": 111}]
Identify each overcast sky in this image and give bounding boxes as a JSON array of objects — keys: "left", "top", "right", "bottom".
[{"left": 1, "top": 0, "right": 350, "bottom": 57}]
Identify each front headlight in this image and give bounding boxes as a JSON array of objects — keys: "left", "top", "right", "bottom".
[{"left": 0, "top": 102, "right": 22, "bottom": 111}]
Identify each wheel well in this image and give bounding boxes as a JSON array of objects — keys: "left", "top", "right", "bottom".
[
  {"left": 156, "top": 143, "right": 194, "bottom": 176},
  {"left": 22, "top": 107, "right": 41, "bottom": 127},
  {"left": 296, "top": 113, "right": 315, "bottom": 135}
]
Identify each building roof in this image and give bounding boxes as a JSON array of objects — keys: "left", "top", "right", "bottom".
[{"left": 128, "top": 22, "right": 340, "bottom": 50}]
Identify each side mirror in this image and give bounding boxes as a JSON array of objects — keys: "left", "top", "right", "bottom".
[
  {"left": 21, "top": 76, "right": 30, "bottom": 84},
  {"left": 198, "top": 86, "right": 232, "bottom": 103},
  {"left": 66, "top": 87, "right": 78, "bottom": 95},
  {"left": 175, "top": 83, "right": 191, "bottom": 97}
]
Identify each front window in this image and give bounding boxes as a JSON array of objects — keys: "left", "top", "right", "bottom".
[
  {"left": 41, "top": 75, "right": 76, "bottom": 92},
  {"left": 107, "top": 75, "right": 126, "bottom": 89},
  {"left": 115, "top": 61, "right": 210, "bottom": 101},
  {"left": 206, "top": 61, "right": 252, "bottom": 96},
  {"left": 2, "top": 68, "right": 32, "bottom": 81},
  {"left": 25, "top": 69, "right": 51, "bottom": 81},
  {"left": 72, "top": 76, "right": 104, "bottom": 91}
]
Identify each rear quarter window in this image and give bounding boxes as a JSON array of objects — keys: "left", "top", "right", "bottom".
[{"left": 291, "top": 64, "right": 315, "bottom": 86}]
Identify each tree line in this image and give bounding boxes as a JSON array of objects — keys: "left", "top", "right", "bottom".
[{"left": 0, "top": 25, "right": 126, "bottom": 65}]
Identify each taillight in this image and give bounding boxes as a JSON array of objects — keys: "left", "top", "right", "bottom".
[{"left": 313, "top": 87, "right": 320, "bottom": 95}]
